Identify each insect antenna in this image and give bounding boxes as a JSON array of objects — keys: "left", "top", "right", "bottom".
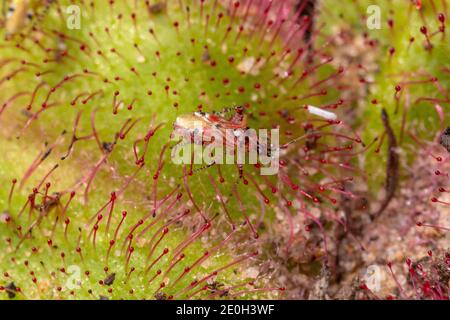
[{"left": 179, "top": 162, "right": 216, "bottom": 179}]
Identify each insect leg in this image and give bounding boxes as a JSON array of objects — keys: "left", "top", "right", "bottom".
[{"left": 181, "top": 162, "right": 216, "bottom": 178}]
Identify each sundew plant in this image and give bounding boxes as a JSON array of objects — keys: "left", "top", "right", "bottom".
[{"left": 0, "top": 0, "right": 448, "bottom": 300}]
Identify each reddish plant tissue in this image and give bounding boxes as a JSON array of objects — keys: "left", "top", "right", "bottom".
[{"left": 0, "top": 0, "right": 448, "bottom": 300}]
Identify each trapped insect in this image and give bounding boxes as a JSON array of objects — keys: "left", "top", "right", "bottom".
[
  {"left": 172, "top": 106, "right": 279, "bottom": 177},
  {"left": 2, "top": 0, "right": 54, "bottom": 37},
  {"left": 174, "top": 106, "right": 242, "bottom": 140},
  {"left": 172, "top": 106, "right": 270, "bottom": 155},
  {"left": 171, "top": 104, "right": 337, "bottom": 177}
]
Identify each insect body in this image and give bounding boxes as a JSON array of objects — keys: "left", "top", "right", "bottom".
[
  {"left": 172, "top": 106, "right": 280, "bottom": 179},
  {"left": 172, "top": 106, "right": 248, "bottom": 151},
  {"left": 3, "top": 0, "right": 30, "bottom": 35},
  {"left": 172, "top": 106, "right": 268, "bottom": 179},
  {"left": 2, "top": 0, "right": 53, "bottom": 37}
]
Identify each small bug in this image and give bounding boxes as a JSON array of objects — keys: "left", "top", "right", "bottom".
[
  {"left": 103, "top": 273, "right": 116, "bottom": 286},
  {"left": 206, "top": 280, "right": 225, "bottom": 293},
  {"left": 173, "top": 106, "right": 271, "bottom": 157},
  {"left": 2, "top": 0, "right": 53, "bottom": 37},
  {"left": 5, "top": 282, "right": 17, "bottom": 299},
  {"left": 173, "top": 106, "right": 248, "bottom": 148},
  {"left": 154, "top": 292, "right": 167, "bottom": 300},
  {"left": 172, "top": 106, "right": 267, "bottom": 178},
  {"left": 3, "top": 0, "right": 31, "bottom": 36}
]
